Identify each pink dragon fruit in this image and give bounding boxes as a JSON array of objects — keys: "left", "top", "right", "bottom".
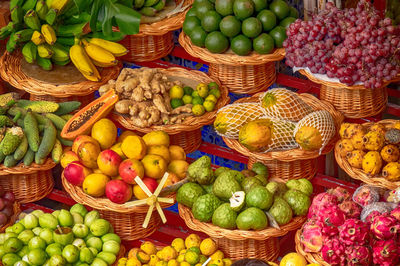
[
  {"left": 370, "top": 214, "right": 400, "bottom": 240},
  {"left": 307, "top": 192, "right": 339, "bottom": 218},
  {"left": 353, "top": 185, "right": 380, "bottom": 207},
  {"left": 300, "top": 218, "right": 325, "bottom": 252},
  {"left": 391, "top": 206, "right": 400, "bottom": 222},
  {"left": 317, "top": 205, "right": 346, "bottom": 236},
  {"left": 345, "top": 245, "right": 371, "bottom": 266},
  {"left": 339, "top": 219, "right": 369, "bottom": 245},
  {"left": 372, "top": 240, "right": 399, "bottom": 266},
  {"left": 365, "top": 210, "right": 383, "bottom": 224},
  {"left": 339, "top": 201, "right": 362, "bottom": 219},
  {"left": 328, "top": 187, "right": 351, "bottom": 202},
  {"left": 321, "top": 237, "right": 346, "bottom": 265}
]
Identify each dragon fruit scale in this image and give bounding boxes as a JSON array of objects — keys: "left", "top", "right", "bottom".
[
  {"left": 365, "top": 210, "right": 382, "bottom": 224},
  {"left": 300, "top": 219, "right": 325, "bottom": 252},
  {"left": 372, "top": 239, "right": 399, "bottom": 266},
  {"left": 321, "top": 237, "right": 346, "bottom": 265},
  {"left": 339, "top": 201, "right": 362, "bottom": 219},
  {"left": 328, "top": 187, "right": 351, "bottom": 202},
  {"left": 339, "top": 219, "right": 369, "bottom": 245},
  {"left": 391, "top": 206, "right": 400, "bottom": 222},
  {"left": 307, "top": 192, "right": 339, "bottom": 218},
  {"left": 370, "top": 214, "right": 400, "bottom": 240},
  {"left": 345, "top": 245, "right": 371, "bottom": 266},
  {"left": 317, "top": 205, "right": 346, "bottom": 233}
]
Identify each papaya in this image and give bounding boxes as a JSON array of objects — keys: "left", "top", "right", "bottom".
[{"left": 61, "top": 89, "right": 119, "bottom": 140}]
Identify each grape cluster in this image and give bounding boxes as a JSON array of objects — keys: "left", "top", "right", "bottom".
[{"left": 284, "top": 1, "right": 400, "bottom": 88}]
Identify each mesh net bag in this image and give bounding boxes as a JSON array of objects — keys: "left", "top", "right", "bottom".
[
  {"left": 352, "top": 185, "right": 380, "bottom": 207},
  {"left": 360, "top": 202, "right": 398, "bottom": 222},
  {"left": 262, "top": 117, "right": 299, "bottom": 152},
  {"left": 259, "top": 88, "right": 313, "bottom": 122},
  {"left": 214, "top": 102, "right": 266, "bottom": 139},
  {"left": 293, "top": 110, "right": 336, "bottom": 154}
]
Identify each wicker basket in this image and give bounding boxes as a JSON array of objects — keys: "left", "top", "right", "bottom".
[
  {"left": 295, "top": 229, "right": 328, "bottom": 265},
  {"left": 113, "top": 245, "right": 126, "bottom": 266},
  {"left": 0, "top": 51, "right": 121, "bottom": 103},
  {"left": 179, "top": 204, "right": 306, "bottom": 261},
  {"left": 0, "top": 159, "right": 55, "bottom": 203},
  {"left": 179, "top": 32, "right": 285, "bottom": 95},
  {"left": 111, "top": 67, "right": 230, "bottom": 154},
  {"left": 119, "top": 0, "right": 193, "bottom": 62},
  {"left": 299, "top": 69, "right": 390, "bottom": 119},
  {"left": 0, "top": 202, "right": 21, "bottom": 233},
  {"left": 334, "top": 119, "right": 400, "bottom": 190},
  {"left": 222, "top": 93, "right": 344, "bottom": 180}
]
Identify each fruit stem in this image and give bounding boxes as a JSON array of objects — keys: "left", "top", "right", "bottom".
[{"left": 57, "top": 225, "right": 63, "bottom": 234}]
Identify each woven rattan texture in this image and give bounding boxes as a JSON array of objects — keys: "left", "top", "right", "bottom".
[{"left": 0, "top": 203, "right": 21, "bottom": 233}]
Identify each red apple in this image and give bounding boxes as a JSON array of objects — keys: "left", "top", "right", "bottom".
[
  {"left": 119, "top": 159, "right": 145, "bottom": 184},
  {"left": 64, "top": 161, "right": 93, "bottom": 186},
  {"left": 105, "top": 180, "right": 132, "bottom": 204},
  {"left": 97, "top": 150, "right": 122, "bottom": 177}
]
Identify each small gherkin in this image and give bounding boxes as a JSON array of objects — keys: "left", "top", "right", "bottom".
[
  {"left": 385, "top": 128, "right": 400, "bottom": 145},
  {"left": 0, "top": 126, "right": 24, "bottom": 155}
]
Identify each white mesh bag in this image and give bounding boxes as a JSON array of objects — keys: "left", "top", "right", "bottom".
[{"left": 263, "top": 117, "right": 299, "bottom": 152}]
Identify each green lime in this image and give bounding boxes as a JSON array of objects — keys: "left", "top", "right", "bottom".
[
  {"left": 170, "top": 98, "right": 184, "bottom": 109},
  {"left": 269, "top": 0, "right": 289, "bottom": 20},
  {"left": 209, "top": 88, "right": 221, "bottom": 99},
  {"left": 183, "top": 86, "right": 194, "bottom": 95},
  {"left": 183, "top": 16, "right": 201, "bottom": 35},
  {"left": 192, "top": 91, "right": 200, "bottom": 97},
  {"left": 182, "top": 95, "right": 193, "bottom": 104},
  {"left": 233, "top": 0, "right": 254, "bottom": 20},
  {"left": 219, "top": 15, "right": 241, "bottom": 38},
  {"left": 205, "top": 94, "right": 218, "bottom": 103},
  {"left": 186, "top": 8, "right": 198, "bottom": 17},
  {"left": 241, "top": 17, "right": 262, "bottom": 38},
  {"left": 252, "top": 0, "right": 267, "bottom": 12},
  {"left": 201, "top": 11, "right": 222, "bottom": 32},
  {"left": 184, "top": 251, "right": 200, "bottom": 264},
  {"left": 192, "top": 105, "right": 206, "bottom": 116},
  {"left": 208, "top": 81, "right": 219, "bottom": 90},
  {"left": 169, "top": 85, "right": 184, "bottom": 99},
  {"left": 257, "top": 10, "right": 276, "bottom": 31},
  {"left": 289, "top": 6, "right": 299, "bottom": 18},
  {"left": 205, "top": 31, "right": 229, "bottom": 53},
  {"left": 215, "top": 0, "right": 234, "bottom": 16},
  {"left": 194, "top": 0, "right": 211, "bottom": 6},
  {"left": 192, "top": 96, "right": 204, "bottom": 105},
  {"left": 279, "top": 16, "right": 296, "bottom": 28},
  {"left": 195, "top": 1, "right": 215, "bottom": 20},
  {"left": 253, "top": 33, "right": 274, "bottom": 54},
  {"left": 269, "top": 25, "right": 287, "bottom": 48},
  {"left": 188, "top": 247, "right": 201, "bottom": 254},
  {"left": 189, "top": 26, "right": 207, "bottom": 47},
  {"left": 203, "top": 100, "right": 216, "bottom": 112},
  {"left": 230, "top": 34, "right": 252, "bottom": 56}
]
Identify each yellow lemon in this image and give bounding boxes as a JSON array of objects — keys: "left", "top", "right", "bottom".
[
  {"left": 143, "top": 131, "right": 170, "bottom": 147},
  {"left": 141, "top": 154, "right": 167, "bottom": 179},
  {"left": 184, "top": 251, "right": 199, "bottom": 265},
  {"left": 147, "top": 145, "right": 171, "bottom": 163},
  {"left": 185, "top": 234, "right": 201, "bottom": 249},
  {"left": 111, "top": 142, "right": 127, "bottom": 160},
  {"left": 161, "top": 246, "right": 178, "bottom": 261},
  {"left": 167, "top": 160, "right": 189, "bottom": 179},
  {"left": 168, "top": 145, "right": 186, "bottom": 161},
  {"left": 196, "top": 83, "right": 208, "bottom": 98},
  {"left": 205, "top": 94, "right": 218, "bottom": 103},
  {"left": 155, "top": 261, "right": 167, "bottom": 266},
  {"left": 128, "top": 248, "right": 140, "bottom": 259},
  {"left": 118, "top": 258, "right": 128, "bottom": 265},
  {"left": 223, "top": 258, "right": 233, "bottom": 266},
  {"left": 126, "top": 258, "right": 142, "bottom": 266},
  {"left": 200, "top": 238, "right": 217, "bottom": 256},
  {"left": 91, "top": 118, "right": 117, "bottom": 149},
  {"left": 82, "top": 173, "right": 109, "bottom": 197},
  {"left": 141, "top": 241, "right": 158, "bottom": 255},
  {"left": 169, "top": 85, "right": 184, "bottom": 99},
  {"left": 156, "top": 251, "right": 163, "bottom": 259},
  {"left": 180, "top": 262, "right": 191, "bottom": 266},
  {"left": 179, "top": 250, "right": 187, "bottom": 255},
  {"left": 149, "top": 255, "right": 159, "bottom": 266},
  {"left": 118, "top": 131, "right": 137, "bottom": 142},
  {"left": 210, "top": 250, "right": 224, "bottom": 260},
  {"left": 279, "top": 253, "right": 307, "bottom": 266},
  {"left": 167, "top": 260, "right": 179, "bottom": 266},
  {"left": 210, "top": 259, "right": 224, "bottom": 266},
  {"left": 203, "top": 100, "right": 216, "bottom": 112},
  {"left": 177, "top": 254, "right": 185, "bottom": 263},
  {"left": 122, "top": 135, "right": 147, "bottom": 160},
  {"left": 192, "top": 105, "right": 205, "bottom": 116},
  {"left": 171, "top": 238, "right": 185, "bottom": 253},
  {"left": 137, "top": 251, "right": 151, "bottom": 263}
]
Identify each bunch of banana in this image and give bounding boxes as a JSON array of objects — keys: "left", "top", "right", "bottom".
[{"left": 134, "top": 0, "right": 167, "bottom": 16}]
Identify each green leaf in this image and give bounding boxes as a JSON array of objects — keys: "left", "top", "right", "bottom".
[
  {"left": 90, "top": 0, "right": 104, "bottom": 33},
  {"left": 73, "top": 0, "right": 94, "bottom": 13},
  {"left": 119, "top": 0, "right": 134, "bottom": 6}
]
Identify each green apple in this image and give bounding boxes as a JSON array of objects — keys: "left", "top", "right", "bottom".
[
  {"left": 5, "top": 227, "right": 13, "bottom": 233},
  {"left": 86, "top": 237, "right": 102, "bottom": 251},
  {"left": 31, "top": 210, "right": 45, "bottom": 218},
  {"left": 46, "top": 243, "right": 63, "bottom": 257},
  {"left": 4, "top": 232, "right": 17, "bottom": 240},
  {"left": 2, "top": 253, "right": 21, "bottom": 266},
  {"left": 101, "top": 233, "right": 121, "bottom": 244},
  {"left": 52, "top": 210, "right": 61, "bottom": 219},
  {"left": 17, "top": 246, "right": 29, "bottom": 258},
  {"left": 11, "top": 223, "right": 25, "bottom": 235},
  {"left": 97, "top": 251, "right": 116, "bottom": 264},
  {"left": 39, "top": 214, "right": 59, "bottom": 230},
  {"left": 84, "top": 211, "right": 100, "bottom": 228},
  {"left": 23, "top": 214, "right": 39, "bottom": 229},
  {"left": 18, "top": 230, "right": 34, "bottom": 245},
  {"left": 72, "top": 224, "right": 89, "bottom": 239},
  {"left": 28, "top": 236, "right": 46, "bottom": 250},
  {"left": 0, "top": 233, "right": 6, "bottom": 244},
  {"left": 53, "top": 227, "right": 74, "bottom": 246},
  {"left": 28, "top": 248, "right": 47, "bottom": 265},
  {"left": 88, "top": 247, "right": 98, "bottom": 257},
  {"left": 70, "top": 204, "right": 88, "bottom": 218},
  {"left": 62, "top": 245, "right": 79, "bottom": 263},
  {"left": 72, "top": 213, "right": 83, "bottom": 225},
  {"left": 84, "top": 233, "right": 94, "bottom": 242},
  {"left": 14, "top": 261, "right": 29, "bottom": 266},
  {"left": 91, "top": 258, "right": 107, "bottom": 266},
  {"left": 89, "top": 219, "right": 110, "bottom": 237},
  {"left": 72, "top": 238, "right": 86, "bottom": 249},
  {"left": 49, "top": 254, "right": 66, "bottom": 266},
  {"left": 4, "top": 237, "right": 23, "bottom": 253},
  {"left": 58, "top": 210, "right": 74, "bottom": 227},
  {"left": 79, "top": 247, "right": 94, "bottom": 264},
  {"left": 75, "top": 263, "right": 89, "bottom": 266},
  {"left": 32, "top": 227, "right": 42, "bottom": 236},
  {"left": 0, "top": 244, "right": 6, "bottom": 259},
  {"left": 40, "top": 228, "right": 54, "bottom": 245},
  {"left": 102, "top": 240, "right": 120, "bottom": 255}
]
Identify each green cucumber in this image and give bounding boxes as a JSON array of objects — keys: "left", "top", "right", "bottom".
[
  {"left": 45, "top": 113, "right": 66, "bottom": 130},
  {"left": 24, "top": 110, "right": 40, "bottom": 152},
  {"left": 23, "top": 148, "right": 34, "bottom": 166},
  {"left": 51, "top": 138, "right": 62, "bottom": 163},
  {"left": 4, "top": 155, "right": 18, "bottom": 167},
  {"left": 14, "top": 134, "right": 28, "bottom": 160},
  {"left": 53, "top": 101, "right": 81, "bottom": 116},
  {"left": 0, "top": 151, "right": 6, "bottom": 164},
  {"left": 36, "top": 119, "right": 56, "bottom": 160}
]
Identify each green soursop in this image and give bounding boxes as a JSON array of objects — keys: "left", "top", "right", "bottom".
[
  {"left": 212, "top": 171, "right": 242, "bottom": 201},
  {"left": 192, "top": 194, "right": 221, "bottom": 222},
  {"left": 212, "top": 203, "right": 237, "bottom": 229},
  {"left": 187, "top": 156, "right": 215, "bottom": 185},
  {"left": 177, "top": 183, "right": 205, "bottom": 208}
]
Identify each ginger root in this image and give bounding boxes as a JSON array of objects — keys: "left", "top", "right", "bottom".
[{"left": 115, "top": 100, "right": 134, "bottom": 114}]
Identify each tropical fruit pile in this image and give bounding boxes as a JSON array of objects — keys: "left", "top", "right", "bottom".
[
  {"left": 132, "top": 0, "right": 169, "bottom": 16},
  {"left": 183, "top": 0, "right": 298, "bottom": 55},
  {"left": 0, "top": 204, "right": 122, "bottom": 265},
  {"left": 337, "top": 121, "right": 400, "bottom": 181},
  {"left": 118, "top": 234, "right": 233, "bottom": 266},
  {"left": 1, "top": 0, "right": 128, "bottom": 81},
  {"left": 177, "top": 156, "right": 312, "bottom": 230},
  {"left": 299, "top": 186, "right": 400, "bottom": 266},
  {"left": 214, "top": 88, "right": 336, "bottom": 153},
  {"left": 62, "top": 117, "right": 187, "bottom": 204},
  {"left": 0, "top": 188, "right": 16, "bottom": 228}
]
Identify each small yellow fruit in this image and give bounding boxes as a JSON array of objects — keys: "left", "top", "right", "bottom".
[
  {"left": 177, "top": 254, "right": 185, "bottom": 263},
  {"left": 223, "top": 258, "right": 233, "bottom": 266},
  {"left": 143, "top": 131, "right": 170, "bottom": 147},
  {"left": 122, "top": 136, "right": 147, "bottom": 160},
  {"left": 279, "top": 252, "right": 307, "bottom": 266},
  {"left": 111, "top": 142, "right": 127, "bottom": 160},
  {"left": 160, "top": 246, "right": 178, "bottom": 261},
  {"left": 141, "top": 241, "right": 158, "bottom": 255},
  {"left": 127, "top": 258, "right": 142, "bottom": 266},
  {"left": 179, "top": 249, "right": 187, "bottom": 255},
  {"left": 128, "top": 248, "right": 141, "bottom": 259},
  {"left": 180, "top": 262, "right": 191, "bottom": 266},
  {"left": 167, "top": 160, "right": 189, "bottom": 179},
  {"left": 118, "top": 131, "right": 137, "bottom": 142},
  {"left": 196, "top": 83, "right": 209, "bottom": 98},
  {"left": 141, "top": 154, "right": 167, "bottom": 179},
  {"left": 192, "top": 104, "right": 205, "bottom": 116},
  {"left": 209, "top": 259, "right": 224, "bottom": 266},
  {"left": 147, "top": 145, "right": 171, "bottom": 163},
  {"left": 169, "top": 145, "right": 186, "bottom": 161},
  {"left": 169, "top": 85, "right": 184, "bottom": 99},
  {"left": 200, "top": 238, "right": 217, "bottom": 256},
  {"left": 82, "top": 173, "right": 110, "bottom": 197},
  {"left": 171, "top": 238, "right": 185, "bottom": 253},
  {"left": 155, "top": 261, "right": 167, "bottom": 266},
  {"left": 210, "top": 250, "right": 224, "bottom": 260},
  {"left": 184, "top": 251, "right": 199, "bottom": 265},
  {"left": 137, "top": 251, "right": 151, "bottom": 263},
  {"left": 167, "top": 260, "right": 179, "bottom": 266},
  {"left": 149, "top": 255, "right": 159, "bottom": 266},
  {"left": 205, "top": 94, "right": 218, "bottom": 103},
  {"left": 185, "top": 234, "right": 201, "bottom": 249},
  {"left": 91, "top": 118, "right": 117, "bottom": 150},
  {"left": 118, "top": 257, "right": 128, "bottom": 265},
  {"left": 156, "top": 251, "right": 163, "bottom": 259}
]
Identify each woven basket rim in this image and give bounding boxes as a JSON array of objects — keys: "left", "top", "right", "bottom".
[
  {"left": 222, "top": 93, "right": 344, "bottom": 162},
  {"left": 178, "top": 203, "right": 306, "bottom": 241},
  {"left": 113, "top": 245, "right": 126, "bottom": 266},
  {"left": 0, "top": 159, "right": 56, "bottom": 175},
  {"left": 294, "top": 229, "right": 328, "bottom": 265},
  {"left": 334, "top": 119, "right": 400, "bottom": 190},
  {"left": 0, "top": 51, "right": 122, "bottom": 97},
  {"left": 178, "top": 32, "right": 285, "bottom": 66},
  {"left": 62, "top": 171, "right": 176, "bottom": 214},
  {"left": 0, "top": 202, "right": 21, "bottom": 233},
  {"left": 112, "top": 67, "right": 230, "bottom": 133},
  {"left": 299, "top": 69, "right": 400, "bottom": 90}
]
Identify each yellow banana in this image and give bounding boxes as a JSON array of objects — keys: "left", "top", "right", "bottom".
[
  {"left": 91, "top": 59, "right": 118, "bottom": 68},
  {"left": 50, "top": 0, "right": 70, "bottom": 13},
  {"left": 37, "top": 43, "right": 53, "bottom": 58},
  {"left": 31, "top": 30, "right": 44, "bottom": 45},
  {"left": 41, "top": 24, "right": 56, "bottom": 45},
  {"left": 82, "top": 39, "right": 117, "bottom": 66},
  {"left": 88, "top": 38, "right": 128, "bottom": 57},
  {"left": 69, "top": 44, "right": 100, "bottom": 81}
]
